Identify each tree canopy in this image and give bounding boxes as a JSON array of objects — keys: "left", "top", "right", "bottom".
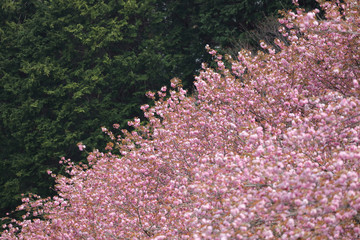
[{"left": 1, "top": 0, "right": 360, "bottom": 238}]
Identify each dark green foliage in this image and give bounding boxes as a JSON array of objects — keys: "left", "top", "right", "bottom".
[
  {"left": 186, "top": 0, "right": 320, "bottom": 53},
  {"left": 0, "top": 0, "right": 172, "bottom": 217},
  {"left": 0, "top": 0, "right": 318, "bottom": 219},
  {"left": 155, "top": 0, "right": 320, "bottom": 77}
]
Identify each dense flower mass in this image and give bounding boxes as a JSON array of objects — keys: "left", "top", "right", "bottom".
[{"left": 2, "top": 0, "right": 360, "bottom": 239}]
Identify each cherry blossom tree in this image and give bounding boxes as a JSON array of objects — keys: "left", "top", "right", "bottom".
[{"left": 2, "top": 0, "right": 360, "bottom": 239}]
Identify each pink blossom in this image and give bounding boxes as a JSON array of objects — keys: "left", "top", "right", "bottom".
[{"left": 77, "top": 142, "right": 86, "bottom": 151}]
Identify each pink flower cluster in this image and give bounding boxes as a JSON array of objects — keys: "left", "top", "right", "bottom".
[{"left": 2, "top": 0, "right": 360, "bottom": 239}]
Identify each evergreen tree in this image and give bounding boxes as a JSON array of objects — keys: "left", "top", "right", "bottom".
[{"left": 0, "top": 0, "right": 171, "bottom": 217}]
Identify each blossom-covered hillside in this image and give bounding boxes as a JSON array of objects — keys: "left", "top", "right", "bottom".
[{"left": 2, "top": 0, "right": 360, "bottom": 239}]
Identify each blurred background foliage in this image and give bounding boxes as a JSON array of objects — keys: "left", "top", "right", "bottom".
[{"left": 0, "top": 0, "right": 318, "bottom": 220}]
